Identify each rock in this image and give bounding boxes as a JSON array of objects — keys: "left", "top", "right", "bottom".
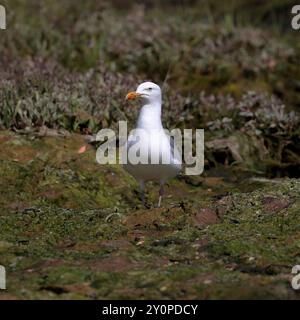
[
  {"left": 191, "top": 208, "right": 220, "bottom": 228},
  {"left": 206, "top": 137, "right": 243, "bottom": 162},
  {"left": 261, "top": 196, "right": 291, "bottom": 214}
]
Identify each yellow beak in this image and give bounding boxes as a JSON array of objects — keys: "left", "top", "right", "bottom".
[{"left": 125, "top": 91, "right": 141, "bottom": 100}]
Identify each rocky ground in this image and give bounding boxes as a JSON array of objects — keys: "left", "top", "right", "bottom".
[{"left": 0, "top": 131, "right": 299, "bottom": 299}]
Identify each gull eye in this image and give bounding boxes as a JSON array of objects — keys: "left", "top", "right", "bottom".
[{"left": 147, "top": 87, "right": 153, "bottom": 91}]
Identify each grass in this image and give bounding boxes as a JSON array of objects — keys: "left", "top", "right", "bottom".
[{"left": 0, "top": 132, "right": 299, "bottom": 299}]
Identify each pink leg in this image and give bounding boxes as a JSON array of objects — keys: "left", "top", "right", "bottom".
[{"left": 158, "top": 183, "right": 164, "bottom": 207}]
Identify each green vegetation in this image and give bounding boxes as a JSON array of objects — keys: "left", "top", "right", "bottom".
[
  {"left": 1, "top": 0, "right": 300, "bottom": 173},
  {"left": 0, "top": 0, "right": 300, "bottom": 299}
]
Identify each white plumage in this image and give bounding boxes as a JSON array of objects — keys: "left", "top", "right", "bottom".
[{"left": 123, "top": 82, "right": 181, "bottom": 207}]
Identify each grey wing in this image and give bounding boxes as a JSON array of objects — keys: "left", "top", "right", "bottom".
[{"left": 126, "top": 133, "right": 138, "bottom": 150}]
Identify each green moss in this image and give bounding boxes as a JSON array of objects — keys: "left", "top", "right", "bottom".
[{"left": 0, "top": 133, "right": 299, "bottom": 299}]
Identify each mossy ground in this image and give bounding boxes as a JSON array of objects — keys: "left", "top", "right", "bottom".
[{"left": 0, "top": 132, "right": 299, "bottom": 299}]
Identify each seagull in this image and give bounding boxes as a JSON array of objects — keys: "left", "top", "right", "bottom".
[{"left": 123, "top": 82, "right": 182, "bottom": 207}]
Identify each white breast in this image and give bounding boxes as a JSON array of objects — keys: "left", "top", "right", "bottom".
[{"left": 123, "top": 128, "right": 181, "bottom": 182}]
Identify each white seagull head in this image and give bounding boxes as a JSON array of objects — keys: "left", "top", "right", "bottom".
[{"left": 126, "top": 81, "right": 161, "bottom": 105}]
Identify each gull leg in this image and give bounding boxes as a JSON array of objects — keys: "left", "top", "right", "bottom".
[{"left": 158, "top": 183, "right": 164, "bottom": 208}]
